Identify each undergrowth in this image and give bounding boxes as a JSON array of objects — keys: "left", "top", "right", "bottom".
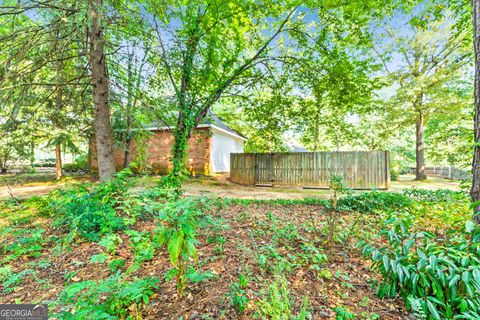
[{"left": 0, "top": 175, "right": 476, "bottom": 319}]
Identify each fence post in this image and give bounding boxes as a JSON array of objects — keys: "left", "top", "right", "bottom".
[
  {"left": 253, "top": 153, "right": 258, "bottom": 186},
  {"left": 385, "top": 150, "right": 390, "bottom": 190}
]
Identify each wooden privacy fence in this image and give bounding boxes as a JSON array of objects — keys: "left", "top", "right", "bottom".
[
  {"left": 408, "top": 166, "right": 471, "bottom": 181},
  {"left": 230, "top": 151, "right": 390, "bottom": 189}
]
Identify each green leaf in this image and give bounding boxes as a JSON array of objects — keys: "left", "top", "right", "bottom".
[
  {"left": 426, "top": 300, "right": 441, "bottom": 320},
  {"left": 168, "top": 230, "right": 185, "bottom": 267},
  {"left": 466, "top": 221, "right": 477, "bottom": 233},
  {"left": 462, "top": 271, "right": 471, "bottom": 285},
  {"left": 383, "top": 255, "right": 389, "bottom": 272},
  {"left": 449, "top": 274, "right": 460, "bottom": 289}
]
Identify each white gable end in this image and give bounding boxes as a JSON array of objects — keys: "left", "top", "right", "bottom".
[{"left": 210, "top": 128, "right": 244, "bottom": 173}]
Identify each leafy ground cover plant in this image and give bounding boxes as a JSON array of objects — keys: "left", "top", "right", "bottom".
[
  {"left": 358, "top": 217, "right": 480, "bottom": 319},
  {"left": 45, "top": 173, "right": 132, "bottom": 241},
  {"left": 255, "top": 276, "right": 312, "bottom": 320},
  {"left": 403, "top": 188, "right": 467, "bottom": 202},
  {"left": 1, "top": 227, "right": 45, "bottom": 263},
  {"left": 0, "top": 184, "right": 421, "bottom": 318},
  {"left": 56, "top": 272, "right": 159, "bottom": 319},
  {"left": 228, "top": 274, "right": 250, "bottom": 313},
  {"left": 338, "top": 191, "right": 413, "bottom": 213}
]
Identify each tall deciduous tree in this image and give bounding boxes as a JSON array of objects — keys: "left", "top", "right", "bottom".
[
  {"left": 382, "top": 14, "right": 470, "bottom": 180},
  {"left": 472, "top": 0, "right": 480, "bottom": 222},
  {"left": 145, "top": 1, "right": 299, "bottom": 188},
  {"left": 89, "top": 0, "right": 116, "bottom": 181}
]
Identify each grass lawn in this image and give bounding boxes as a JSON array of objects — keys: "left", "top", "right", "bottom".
[{"left": 0, "top": 173, "right": 475, "bottom": 319}]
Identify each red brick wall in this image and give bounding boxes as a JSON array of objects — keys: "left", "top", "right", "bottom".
[{"left": 89, "top": 128, "right": 212, "bottom": 175}]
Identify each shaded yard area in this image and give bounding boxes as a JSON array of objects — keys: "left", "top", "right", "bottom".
[
  {"left": 0, "top": 173, "right": 474, "bottom": 319},
  {"left": 0, "top": 174, "right": 461, "bottom": 201},
  {"left": 1, "top": 196, "right": 407, "bottom": 319}
]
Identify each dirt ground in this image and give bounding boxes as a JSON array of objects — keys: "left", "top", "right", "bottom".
[
  {"left": 184, "top": 174, "right": 460, "bottom": 200},
  {"left": 0, "top": 174, "right": 460, "bottom": 201}
]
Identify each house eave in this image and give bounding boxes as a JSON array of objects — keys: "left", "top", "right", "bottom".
[{"left": 145, "top": 124, "right": 247, "bottom": 141}]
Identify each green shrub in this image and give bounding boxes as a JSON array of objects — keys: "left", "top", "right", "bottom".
[
  {"left": 32, "top": 158, "right": 56, "bottom": 168},
  {"left": 403, "top": 188, "right": 467, "bottom": 202},
  {"left": 63, "top": 154, "right": 89, "bottom": 172},
  {"left": 338, "top": 191, "right": 413, "bottom": 213},
  {"left": 0, "top": 266, "right": 34, "bottom": 293},
  {"left": 57, "top": 272, "right": 159, "bottom": 319},
  {"left": 390, "top": 169, "right": 399, "bottom": 181},
  {"left": 0, "top": 173, "right": 57, "bottom": 186},
  {"left": 45, "top": 169, "right": 137, "bottom": 241},
  {"left": 358, "top": 218, "right": 480, "bottom": 319},
  {"left": 223, "top": 197, "right": 328, "bottom": 207}
]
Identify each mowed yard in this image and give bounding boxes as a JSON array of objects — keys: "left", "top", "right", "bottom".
[{"left": 0, "top": 172, "right": 473, "bottom": 319}]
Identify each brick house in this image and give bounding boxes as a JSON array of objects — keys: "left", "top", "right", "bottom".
[{"left": 89, "top": 114, "right": 246, "bottom": 175}]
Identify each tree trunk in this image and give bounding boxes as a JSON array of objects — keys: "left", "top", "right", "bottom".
[
  {"left": 163, "top": 115, "right": 192, "bottom": 190},
  {"left": 471, "top": 0, "right": 480, "bottom": 223},
  {"left": 124, "top": 132, "right": 132, "bottom": 168},
  {"left": 415, "top": 112, "right": 427, "bottom": 180},
  {"left": 313, "top": 103, "right": 321, "bottom": 152},
  {"left": 89, "top": 0, "right": 116, "bottom": 181},
  {"left": 55, "top": 144, "right": 63, "bottom": 180},
  {"left": 55, "top": 46, "right": 63, "bottom": 180},
  {"left": 124, "top": 51, "right": 134, "bottom": 168},
  {"left": 30, "top": 140, "right": 35, "bottom": 167}
]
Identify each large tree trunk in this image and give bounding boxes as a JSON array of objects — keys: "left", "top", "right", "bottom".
[
  {"left": 89, "top": 0, "right": 116, "bottom": 181},
  {"left": 164, "top": 114, "right": 192, "bottom": 190},
  {"left": 415, "top": 112, "right": 427, "bottom": 180},
  {"left": 124, "top": 52, "right": 134, "bottom": 168},
  {"left": 55, "top": 144, "right": 63, "bottom": 180},
  {"left": 471, "top": 0, "right": 480, "bottom": 223},
  {"left": 55, "top": 52, "right": 63, "bottom": 180}
]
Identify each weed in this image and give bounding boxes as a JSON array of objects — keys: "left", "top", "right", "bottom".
[
  {"left": 207, "top": 235, "right": 226, "bottom": 255},
  {"left": 89, "top": 253, "right": 108, "bottom": 264},
  {"left": 109, "top": 259, "right": 126, "bottom": 273},
  {"left": 1, "top": 268, "right": 34, "bottom": 293},
  {"left": 333, "top": 306, "right": 356, "bottom": 320},
  {"left": 57, "top": 272, "right": 159, "bottom": 319},
  {"left": 156, "top": 197, "right": 206, "bottom": 294},
  {"left": 45, "top": 171, "right": 136, "bottom": 242},
  {"left": 228, "top": 274, "right": 250, "bottom": 313},
  {"left": 125, "top": 230, "right": 157, "bottom": 273},
  {"left": 98, "top": 233, "right": 123, "bottom": 255},
  {"left": 2, "top": 228, "right": 45, "bottom": 263},
  {"left": 326, "top": 176, "right": 350, "bottom": 251},
  {"left": 255, "top": 276, "right": 311, "bottom": 320}
]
